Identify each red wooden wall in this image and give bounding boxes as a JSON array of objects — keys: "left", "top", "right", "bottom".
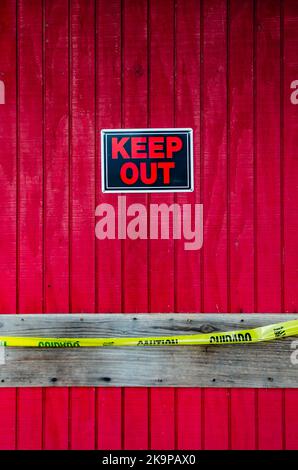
[{"left": 0, "top": 0, "right": 297, "bottom": 450}]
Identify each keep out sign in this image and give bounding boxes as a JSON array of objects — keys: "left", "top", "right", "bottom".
[{"left": 101, "top": 128, "right": 193, "bottom": 193}]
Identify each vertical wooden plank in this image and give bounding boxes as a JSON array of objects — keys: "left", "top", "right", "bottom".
[
  {"left": 204, "top": 389, "right": 229, "bottom": 449},
  {"left": 18, "top": 0, "right": 43, "bottom": 315},
  {"left": 256, "top": 0, "right": 283, "bottom": 450},
  {"left": 96, "top": 0, "right": 122, "bottom": 450},
  {"left": 0, "top": 4, "right": 17, "bottom": 310},
  {"left": 256, "top": 0, "right": 281, "bottom": 314},
  {"left": 284, "top": 390, "right": 298, "bottom": 449},
  {"left": 17, "top": 0, "right": 43, "bottom": 449},
  {"left": 122, "top": 0, "right": 149, "bottom": 450},
  {"left": 202, "top": 0, "right": 229, "bottom": 450},
  {"left": 43, "top": 0, "right": 69, "bottom": 450},
  {"left": 230, "top": 390, "right": 256, "bottom": 449},
  {"left": 175, "top": 0, "right": 202, "bottom": 450},
  {"left": 148, "top": 0, "right": 175, "bottom": 450},
  {"left": 17, "top": 389, "right": 42, "bottom": 450},
  {"left": 258, "top": 391, "right": 283, "bottom": 449},
  {"left": 150, "top": 389, "right": 175, "bottom": 450},
  {"left": 69, "top": 0, "right": 95, "bottom": 450},
  {"left": 284, "top": 0, "right": 298, "bottom": 450},
  {"left": 97, "top": 389, "right": 122, "bottom": 450},
  {"left": 0, "top": 0, "right": 17, "bottom": 450},
  {"left": 96, "top": 4, "right": 122, "bottom": 315},
  {"left": 229, "top": 0, "right": 256, "bottom": 450},
  {"left": 283, "top": 0, "right": 298, "bottom": 314}
]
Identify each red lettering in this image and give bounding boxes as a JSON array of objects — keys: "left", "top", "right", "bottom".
[
  {"left": 140, "top": 162, "right": 157, "bottom": 184},
  {"left": 112, "top": 137, "right": 130, "bottom": 159},
  {"left": 158, "top": 162, "right": 175, "bottom": 184},
  {"left": 120, "top": 162, "right": 138, "bottom": 184},
  {"left": 166, "top": 136, "right": 182, "bottom": 158},
  {"left": 131, "top": 137, "right": 147, "bottom": 158},
  {"left": 149, "top": 137, "right": 165, "bottom": 158},
  {"left": 113, "top": 134, "right": 183, "bottom": 186},
  {"left": 120, "top": 161, "right": 175, "bottom": 185}
]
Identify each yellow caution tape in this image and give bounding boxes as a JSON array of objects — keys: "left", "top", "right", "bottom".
[{"left": 0, "top": 319, "right": 297, "bottom": 347}]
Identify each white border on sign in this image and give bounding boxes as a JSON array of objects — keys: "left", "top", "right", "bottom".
[{"left": 100, "top": 128, "right": 194, "bottom": 193}]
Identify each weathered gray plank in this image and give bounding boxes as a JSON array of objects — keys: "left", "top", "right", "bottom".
[{"left": 0, "top": 314, "right": 296, "bottom": 387}]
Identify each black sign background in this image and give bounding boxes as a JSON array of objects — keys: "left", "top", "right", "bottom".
[{"left": 101, "top": 129, "right": 193, "bottom": 193}]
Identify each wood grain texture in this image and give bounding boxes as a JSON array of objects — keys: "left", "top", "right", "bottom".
[
  {"left": 149, "top": 0, "right": 175, "bottom": 451},
  {"left": 17, "top": 0, "right": 43, "bottom": 450},
  {"left": 43, "top": 0, "right": 69, "bottom": 450},
  {"left": 96, "top": 0, "right": 123, "bottom": 451},
  {"left": 284, "top": 0, "right": 298, "bottom": 451},
  {"left": 122, "top": 0, "right": 149, "bottom": 450},
  {"left": 0, "top": 0, "right": 17, "bottom": 450},
  {"left": 256, "top": 0, "right": 283, "bottom": 450},
  {"left": 0, "top": 314, "right": 296, "bottom": 388},
  {"left": 175, "top": 0, "right": 202, "bottom": 450},
  {"left": 229, "top": 0, "right": 255, "bottom": 451},
  {"left": 70, "top": 0, "right": 96, "bottom": 450},
  {"left": 202, "top": 0, "right": 229, "bottom": 451}
]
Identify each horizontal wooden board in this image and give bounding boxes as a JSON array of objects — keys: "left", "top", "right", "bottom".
[{"left": 0, "top": 314, "right": 296, "bottom": 388}]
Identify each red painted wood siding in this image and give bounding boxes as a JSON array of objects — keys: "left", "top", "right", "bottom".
[{"left": 0, "top": 0, "right": 297, "bottom": 450}]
